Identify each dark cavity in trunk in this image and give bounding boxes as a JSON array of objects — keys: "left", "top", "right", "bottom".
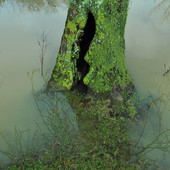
[{"left": 72, "top": 12, "right": 96, "bottom": 93}]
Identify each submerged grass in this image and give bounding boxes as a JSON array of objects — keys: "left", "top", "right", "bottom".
[
  {"left": 1, "top": 70, "right": 170, "bottom": 169},
  {"left": 0, "top": 70, "right": 139, "bottom": 169}
]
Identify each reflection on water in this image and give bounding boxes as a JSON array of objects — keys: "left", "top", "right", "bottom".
[
  {"left": 151, "top": 0, "right": 170, "bottom": 22},
  {"left": 126, "top": 0, "right": 170, "bottom": 168},
  {"left": 1, "top": 0, "right": 170, "bottom": 167},
  {"left": 0, "top": 0, "right": 69, "bottom": 12},
  {"left": 0, "top": 0, "right": 70, "bottom": 164}
]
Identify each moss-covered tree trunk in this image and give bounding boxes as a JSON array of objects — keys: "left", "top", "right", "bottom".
[
  {"left": 48, "top": 0, "right": 132, "bottom": 96},
  {"left": 47, "top": 1, "right": 135, "bottom": 165}
]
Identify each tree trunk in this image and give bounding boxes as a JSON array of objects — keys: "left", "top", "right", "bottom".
[{"left": 48, "top": 0, "right": 133, "bottom": 96}]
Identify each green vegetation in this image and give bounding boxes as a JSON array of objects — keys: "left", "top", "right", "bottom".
[
  {"left": 1, "top": 89, "right": 140, "bottom": 169},
  {"left": 1, "top": 71, "right": 170, "bottom": 169},
  {"left": 2, "top": 87, "right": 170, "bottom": 169}
]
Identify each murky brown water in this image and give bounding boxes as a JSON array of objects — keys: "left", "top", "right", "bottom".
[
  {"left": 0, "top": 0, "right": 69, "bottom": 164},
  {"left": 126, "top": 0, "right": 170, "bottom": 168}
]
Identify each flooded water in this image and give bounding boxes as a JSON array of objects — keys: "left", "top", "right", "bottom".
[
  {"left": 1, "top": 0, "right": 170, "bottom": 168},
  {"left": 126, "top": 0, "right": 170, "bottom": 168},
  {"left": 0, "top": 0, "right": 72, "bottom": 164}
]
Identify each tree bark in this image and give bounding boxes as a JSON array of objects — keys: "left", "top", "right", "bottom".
[{"left": 48, "top": 0, "right": 133, "bottom": 96}]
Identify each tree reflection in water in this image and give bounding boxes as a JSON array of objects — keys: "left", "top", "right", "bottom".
[
  {"left": 0, "top": 0, "right": 69, "bottom": 12},
  {"left": 152, "top": 0, "right": 170, "bottom": 22}
]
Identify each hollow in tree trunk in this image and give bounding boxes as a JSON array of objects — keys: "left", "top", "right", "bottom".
[{"left": 48, "top": 0, "right": 133, "bottom": 97}]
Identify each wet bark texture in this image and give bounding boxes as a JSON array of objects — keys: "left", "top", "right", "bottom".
[{"left": 48, "top": 0, "right": 132, "bottom": 96}]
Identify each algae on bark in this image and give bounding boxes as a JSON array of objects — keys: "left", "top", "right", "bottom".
[{"left": 48, "top": 0, "right": 132, "bottom": 95}]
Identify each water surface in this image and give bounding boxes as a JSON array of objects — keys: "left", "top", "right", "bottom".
[
  {"left": 0, "top": 1, "right": 69, "bottom": 163},
  {"left": 1, "top": 0, "right": 170, "bottom": 168},
  {"left": 126, "top": 0, "right": 170, "bottom": 168}
]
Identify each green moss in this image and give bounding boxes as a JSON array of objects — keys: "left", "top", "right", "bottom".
[
  {"left": 125, "top": 99, "right": 137, "bottom": 119},
  {"left": 65, "top": 33, "right": 75, "bottom": 43},
  {"left": 96, "top": 10, "right": 105, "bottom": 25},
  {"left": 76, "top": 17, "right": 86, "bottom": 29},
  {"left": 51, "top": 53, "right": 73, "bottom": 90},
  {"left": 66, "top": 20, "right": 77, "bottom": 33},
  {"left": 79, "top": 1, "right": 131, "bottom": 94},
  {"left": 56, "top": 69, "right": 73, "bottom": 90}
]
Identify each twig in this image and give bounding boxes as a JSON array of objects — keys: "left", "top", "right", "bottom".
[
  {"left": 135, "top": 129, "right": 170, "bottom": 156},
  {"left": 163, "top": 68, "right": 170, "bottom": 76},
  {"left": 37, "top": 31, "right": 48, "bottom": 77},
  {"left": 163, "top": 64, "right": 170, "bottom": 76}
]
